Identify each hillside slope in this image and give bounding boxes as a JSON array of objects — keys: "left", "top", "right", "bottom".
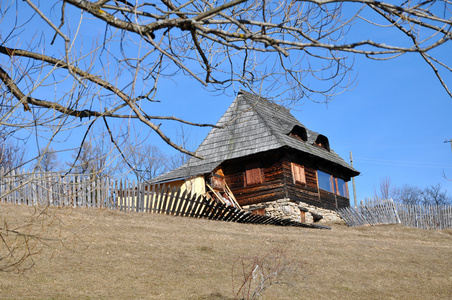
[{"left": 1, "top": 203, "right": 451, "bottom": 299}]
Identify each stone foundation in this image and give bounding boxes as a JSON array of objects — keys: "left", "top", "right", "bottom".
[{"left": 243, "top": 198, "right": 344, "bottom": 224}]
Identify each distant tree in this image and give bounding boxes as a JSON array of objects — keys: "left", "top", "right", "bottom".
[
  {"left": 35, "top": 147, "right": 59, "bottom": 172},
  {"left": 422, "top": 184, "right": 451, "bottom": 206},
  {"left": 67, "top": 141, "right": 98, "bottom": 175},
  {"left": 0, "top": 99, "right": 25, "bottom": 172},
  {"left": 0, "top": 138, "right": 25, "bottom": 172},
  {"left": 394, "top": 185, "right": 423, "bottom": 205},
  {"left": 67, "top": 131, "right": 126, "bottom": 177},
  {"left": 127, "top": 144, "right": 169, "bottom": 181},
  {"left": 375, "top": 176, "right": 397, "bottom": 200},
  {"left": 393, "top": 183, "right": 451, "bottom": 206}
]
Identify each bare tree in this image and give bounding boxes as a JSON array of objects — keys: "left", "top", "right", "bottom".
[
  {"left": 126, "top": 144, "right": 169, "bottom": 180},
  {"left": 422, "top": 183, "right": 451, "bottom": 205},
  {"left": 66, "top": 140, "right": 109, "bottom": 176},
  {"left": 394, "top": 184, "right": 424, "bottom": 205},
  {"left": 0, "top": 107, "right": 26, "bottom": 172},
  {"left": 67, "top": 140, "right": 105, "bottom": 175},
  {"left": 0, "top": 0, "right": 450, "bottom": 167},
  {"left": 374, "top": 176, "right": 397, "bottom": 200},
  {"left": 0, "top": 137, "right": 25, "bottom": 172},
  {"left": 388, "top": 182, "right": 452, "bottom": 205},
  {"left": 35, "top": 147, "right": 59, "bottom": 172}
]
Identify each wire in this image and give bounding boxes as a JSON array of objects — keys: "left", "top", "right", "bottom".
[{"left": 355, "top": 157, "right": 452, "bottom": 169}]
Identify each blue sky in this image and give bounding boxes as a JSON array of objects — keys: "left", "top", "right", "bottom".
[
  {"left": 152, "top": 2, "right": 452, "bottom": 203},
  {"left": 3, "top": 1, "right": 452, "bottom": 204},
  {"left": 137, "top": 2, "right": 452, "bottom": 204},
  {"left": 301, "top": 53, "right": 452, "bottom": 204},
  {"left": 153, "top": 46, "right": 452, "bottom": 204}
]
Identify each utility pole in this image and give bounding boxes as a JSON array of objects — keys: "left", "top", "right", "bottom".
[
  {"left": 349, "top": 151, "right": 357, "bottom": 207},
  {"left": 445, "top": 139, "right": 452, "bottom": 152}
]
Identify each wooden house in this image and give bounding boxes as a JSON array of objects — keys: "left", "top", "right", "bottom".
[{"left": 150, "top": 91, "right": 359, "bottom": 221}]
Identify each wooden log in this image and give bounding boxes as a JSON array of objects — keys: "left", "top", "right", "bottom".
[
  {"left": 119, "top": 178, "right": 124, "bottom": 211},
  {"left": 136, "top": 180, "right": 142, "bottom": 213}
]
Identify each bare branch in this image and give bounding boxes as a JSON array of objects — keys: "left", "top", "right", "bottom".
[{"left": 0, "top": 0, "right": 451, "bottom": 174}]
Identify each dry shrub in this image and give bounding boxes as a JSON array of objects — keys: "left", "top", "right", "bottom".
[
  {"left": 232, "top": 247, "right": 301, "bottom": 300},
  {"left": 0, "top": 205, "right": 70, "bottom": 272}
]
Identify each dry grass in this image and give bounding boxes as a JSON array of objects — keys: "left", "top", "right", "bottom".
[{"left": 0, "top": 202, "right": 451, "bottom": 299}]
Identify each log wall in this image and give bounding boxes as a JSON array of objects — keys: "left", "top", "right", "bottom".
[
  {"left": 224, "top": 152, "right": 286, "bottom": 206},
  {"left": 223, "top": 149, "right": 351, "bottom": 209}
]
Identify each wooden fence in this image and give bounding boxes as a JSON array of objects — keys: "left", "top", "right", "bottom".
[
  {"left": 0, "top": 170, "right": 329, "bottom": 229},
  {"left": 337, "top": 198, "right": 452, "bottom": 230},
  {"left": 0, "top": 170, "right": 112, "bottom": 208}
]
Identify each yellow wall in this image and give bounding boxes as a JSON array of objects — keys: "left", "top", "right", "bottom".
[
  {"left": 168, "top": 175, "right": 206, "bottom": 195},
  {"left": 116, "top": 176, "right": 206, "bottom": 212}
]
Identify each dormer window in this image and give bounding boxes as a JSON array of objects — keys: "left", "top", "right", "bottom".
[
  {"left": 288, "top": 125, "right": 307, "bottom": 142},
  {"left": 315, "top": 135, "right": 330, "bottom": 151}
]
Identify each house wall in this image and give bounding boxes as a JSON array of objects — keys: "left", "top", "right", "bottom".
[
  {"left": 223, "top": 152, "right": 287, "bottom": 206},
  {"left": 223, "top": 149, "right": 350, "bottom": 210},
  {"left": 282, "top": 151, "right": 350, "bottom": 210},
  {"left": 163, "top": 175, "right": 206, "bottom": 195}
]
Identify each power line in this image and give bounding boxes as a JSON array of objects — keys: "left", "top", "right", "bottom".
[{"left": 354, "top": 158, "right": 452, "bottom": 169}]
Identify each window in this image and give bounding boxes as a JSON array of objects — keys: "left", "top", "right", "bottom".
[
  {"left": 245, "top": 162, "right": 262, "bottom": 186},
  {"left": 317, "top": 170, "right": 349, "bottom": 198},
  {"left": 317, "top": 170, "right": 333, "bottom": 193},
  {"left": 336, "top": 178, "right": 348, "bottom": 197},
  {"left": 291, "top": 162, "right": 306, "bottom": 184},
  {"left": 288, "top": 125, "right": 307, "bottom": 142},
  {"left": 314, "top": 135, "right": 330, "bottom": 151}
]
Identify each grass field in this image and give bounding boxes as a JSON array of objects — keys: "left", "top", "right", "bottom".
[{"left": 1, "top": 202, "right": 451, "bottom": 299}]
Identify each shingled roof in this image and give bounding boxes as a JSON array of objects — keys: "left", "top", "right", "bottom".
[{"left": 150, "top": 90, "right": 359, "bottom": 184}]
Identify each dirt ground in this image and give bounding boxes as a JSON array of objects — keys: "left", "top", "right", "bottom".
[{"left": 1, "top": 202, "right": 451, "bottom": 299}]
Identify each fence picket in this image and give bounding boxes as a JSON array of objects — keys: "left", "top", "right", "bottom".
[
  {"left": 136, "top": 180, "right": 141, "bottom": 213},
  {"left": 149, "top": 184, "right": 155, "bottom": 213},
  {"left": 338, "top": 198, "right": 452, "bottom": 229},
  {"left": 12, "top": 172, "right": 452, "bottom": 230}
]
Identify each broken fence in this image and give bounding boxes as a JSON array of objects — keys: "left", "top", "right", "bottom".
[
  {"left": 0, "top": 170, "right": 329, "bottom": 229},
  {"left": 337, "top": 198, "right": 452, "bottom": 229}
]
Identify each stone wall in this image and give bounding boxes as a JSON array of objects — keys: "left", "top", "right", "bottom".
[{"left": 242, "top": 198, "right": 344, "bottom": 224}]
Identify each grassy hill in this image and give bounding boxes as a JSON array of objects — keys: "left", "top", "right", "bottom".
[{"left": 1, "top": 202, "right": 451, "bottom": 299}]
